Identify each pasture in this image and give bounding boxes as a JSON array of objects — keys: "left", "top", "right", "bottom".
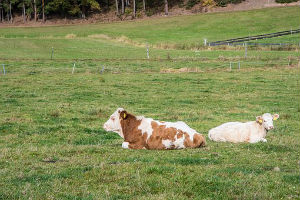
[{"left": 0, "top": 6, "right": 300, "bottom": 199}]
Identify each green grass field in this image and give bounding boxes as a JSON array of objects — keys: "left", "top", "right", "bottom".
[{"left": 0, "top": 6, "right": 300, "bottom": 200}]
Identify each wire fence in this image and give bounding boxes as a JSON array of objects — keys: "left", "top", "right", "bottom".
[
  {"left": 1, "top": 56, "right": 299, "bottom": 75},
  {"left": 208, "top": 29, "right": 300, "bottom": 46}
]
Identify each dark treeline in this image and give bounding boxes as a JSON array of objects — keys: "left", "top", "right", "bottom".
[{"left": 0, "top": 0, "right": 294, "bottom": 23}]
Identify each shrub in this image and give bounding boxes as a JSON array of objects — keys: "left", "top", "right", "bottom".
[
  {"left": 186, "top": 0, "right": 201, "bottom": 9},
  {"left": 214, "top": 0, "right": 246, "bottom": 7}
]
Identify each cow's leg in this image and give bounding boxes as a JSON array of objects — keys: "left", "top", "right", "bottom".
[
  {"left": 249, "top": 136, "right": 261, "bottom": 143},
  {"left": 260, "top": 138, "right": 267, "bottom": 143},
  {"left": 122, "top": 142, "right": 130, "bottom": 149}
]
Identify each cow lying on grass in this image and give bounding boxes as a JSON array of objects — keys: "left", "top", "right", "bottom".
[
  {"left": 208, "top": 113, "right": 279, "bottom": 143},
  {"left": 103, "top": 108, "right": 206, "bottom": 150}
]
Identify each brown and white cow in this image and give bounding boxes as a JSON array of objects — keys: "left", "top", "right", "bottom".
[{"left": 103, "top": 108, "right": 206, "bottom": 150}]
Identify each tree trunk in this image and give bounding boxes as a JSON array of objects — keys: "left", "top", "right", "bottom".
[
  {"left": 42, "top": 0, "right": 45, "bottom": 22},
  {"left": 142, "top": 0, "right": 145, "bottom": 12},
  {"left": 82, "top": 5, "right": 86, "bottom": 19},
  {"left": 121, "top": 0, "right": 124, "bottom": 14},
  {"left": 9, "top": 1, "right": 12, "bottom": 23},
  {"left": 0, "top": 0, "right": 2, "bottom": 22},
  {"left": 133, "top": 0, "right": 135, "bottom": 18},
  {"left": 115, "top": 0, "right": 119, "bottom": 15},
  {"left": 23, "top": 1, "right": 26, "bottom": 22},
  {"left": 164, "top": 0, "right": 168, "bottom": 16},
  {"left": 34, "top": 0, "right": 37, "bottom": 21}
]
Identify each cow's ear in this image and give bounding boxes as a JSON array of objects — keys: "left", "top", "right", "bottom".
[
  {"left": 273, "top": 114, "right": 279, "bottom": 121},
  {"left": 256, "top": 116, "right": 263, "bottom": 124},
  {"left": 120, "top": 111, "right": 128, "bottom": 120}
]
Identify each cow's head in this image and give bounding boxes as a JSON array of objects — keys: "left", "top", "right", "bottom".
[
  {"left": 256, "top": 113, "right": 279, "bottom": 131},
  {"left": 103, "top": 108, "right": 128, "bottom": 138}
]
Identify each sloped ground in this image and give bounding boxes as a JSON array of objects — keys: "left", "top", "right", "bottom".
[{"left": 210, "top": 0, "right": 300, "bottom": 12}]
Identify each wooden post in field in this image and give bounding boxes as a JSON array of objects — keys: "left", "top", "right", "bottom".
[
  {"left": 230, "top": 62, "right": 232, "bottom": 71},
  {"left": 72, "top": 63, "right": 75, "bottom": 74},
  {"left": 288, "top": 56, "right": 291, "bottom": 67},
  {"left": 146, "top": 44, "right": 149, "bottom": 59},
  {"left": 204, "top": 39, "right": 207, "bottom": 46}
]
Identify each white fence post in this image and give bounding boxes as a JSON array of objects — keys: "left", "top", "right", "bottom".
[{"left": 146, "top": 44, "right": 149, "bottom": 59}]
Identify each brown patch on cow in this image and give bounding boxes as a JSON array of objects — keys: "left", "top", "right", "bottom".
[
  {"left": 183, "top": 132, "right": 206, "bottom": 148},
  {"left": 119, "top": 111, "right": 146, "bottom": 149},
  {"left": 146, "top": 121, "right": 178, "bottom": 150}
]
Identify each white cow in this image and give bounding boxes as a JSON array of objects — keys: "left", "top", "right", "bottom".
[{"left": 208, "top": 113, "right": 279, "bottom": 143}]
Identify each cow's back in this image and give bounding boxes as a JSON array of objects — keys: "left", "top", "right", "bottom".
[{"left": 208, "top": 122, "right": 251, "bottom": 143}]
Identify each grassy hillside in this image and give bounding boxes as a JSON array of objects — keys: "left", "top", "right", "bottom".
[
  {"left": 0, "top": 6, "right": 299, "bottom": 46},
  {"left": 0, "top": 6, "right": 300, "bottom": 200}
]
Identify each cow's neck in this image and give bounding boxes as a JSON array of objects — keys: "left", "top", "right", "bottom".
[
  {"left": 120, "top": 114, "right": 142, "bottom": 140},
  {"left": 255, "top": 122, "right": 267, "bottom": 137}
]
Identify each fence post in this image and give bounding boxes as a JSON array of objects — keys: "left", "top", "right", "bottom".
[
  {"left": 230, "top": 62, "right": 232, "bottom": 71},
  {"left": 2, "top": 64, "right": 5, "bottom": 75},
  {"left": 100, "top": 66, "right": 104, "bottom": 74},
  {"left": 146, "top": 44, "right": 149, "bottom": 59},
  {"left": 288, "top": 57, "right": 291, "bottom": 67},
  {"left": 245, "top": 43, "right": 248, "bottom": 58},
  {"left": 72, "top": 63, "right": 75, "bottom": 74},
  {"left": 204, "top": 39, "right": 207, "bottom": 46},
  {"left": 51, "top": 47, "right": 54, "bottom": 60}
]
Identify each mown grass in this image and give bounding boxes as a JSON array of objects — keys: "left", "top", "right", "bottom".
[
  {"left": 0, "top": 5, "right": 300, "bottom": 200},
  {"left": 1, "top": 65, "right": 299, "bottom": 199},
  {"left": 0, "top": 6, "right": 299, "bottom": 46}
]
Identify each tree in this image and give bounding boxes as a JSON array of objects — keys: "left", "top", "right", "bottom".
[
  {"left": 132, "top": 0, "right": 135, "bottom": 18},
  {"left": 115, "top": 0, "right": 118, "bottom": 15},
  {"left": 142, "top": 0, "right": 145, "bottom": 12},
  {"left": 121, "top": 0, "right": 124, "bottom": 14},
  {"left": 164, "top": 0, "right": 168, "bottom": 15},
  {"left": 42, "top": 0, "right": 44, "bottom": 22},
  {"left": 33, "top": 0, "right": 36, "bottom": 21}
]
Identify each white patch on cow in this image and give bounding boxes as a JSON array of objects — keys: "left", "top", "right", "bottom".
[
  {"left": 173, "top": 134, "right": 185, "bottom": 149},
  {"left": 137, "top": 117, "right": 153, "bottom": 140},
  {"left": 122, "top": 142, "right": 129, "bottom": 149},
  {"left": 208, "top": 113, "right": 279, "bottom": 143},
  {"left": 158, "top": 121, "right": 197, "bottom": 142},
  {"left": 162, "top": 139, "right": 173, "bottom": 149}
]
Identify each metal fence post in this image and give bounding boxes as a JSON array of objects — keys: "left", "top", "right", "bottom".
[
  {"left": 51, "top": 47, "right": 54, "bottom": 60},
  {"left": 245, "top": 43, "right": 248, "bottom": 58},
  {"left": 2, "top": 64, "right": 5, "bottom": 75}
]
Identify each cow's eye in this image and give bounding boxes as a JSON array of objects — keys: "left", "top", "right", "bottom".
[{"left": 111, "top": 117, "right": 115, "bottom": 121}]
